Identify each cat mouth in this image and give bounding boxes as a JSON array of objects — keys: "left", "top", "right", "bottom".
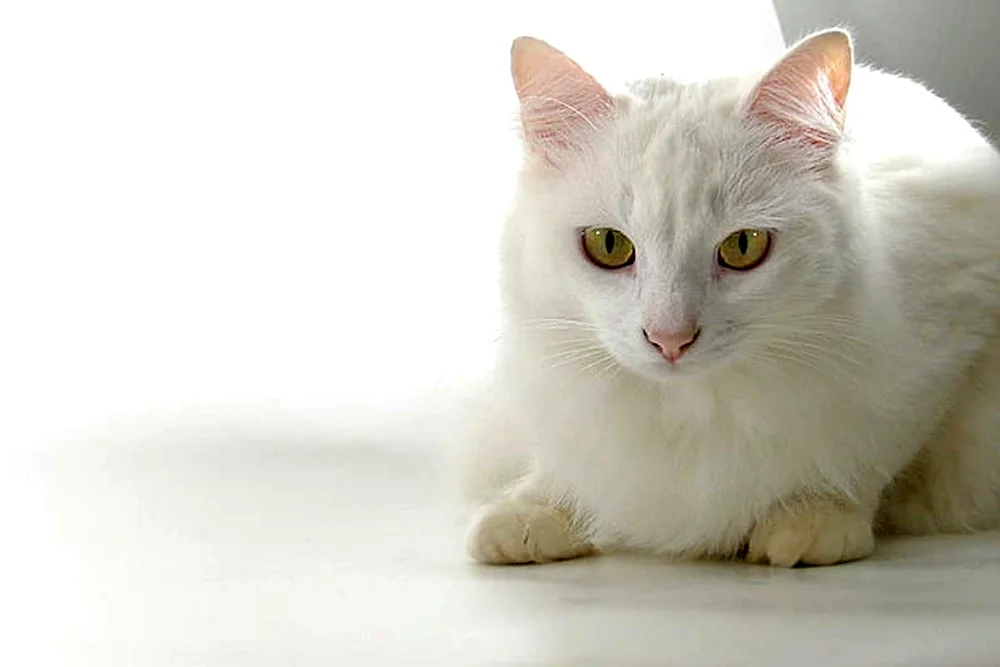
[{"left": 629, "top": 354, "right": 703, "bottom": 382}]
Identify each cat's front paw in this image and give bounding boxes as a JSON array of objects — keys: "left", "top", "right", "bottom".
[
  {"left": 465, "top": 500, "right": 593, "bottom": 565},
  {"left": 747, "top": 502, "right": 875, "bottom": 567}
]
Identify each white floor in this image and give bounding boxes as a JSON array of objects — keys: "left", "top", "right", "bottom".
[{"left": 7, "top": 414, "right": 1000, "bottom": 667}]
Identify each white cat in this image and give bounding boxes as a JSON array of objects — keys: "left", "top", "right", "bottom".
[{"left": 463, "top": 29, "right": 1000, "bottom": 567}]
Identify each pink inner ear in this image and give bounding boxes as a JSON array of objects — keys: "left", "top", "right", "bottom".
[
  {"left": 511, "top": 37, "right": 613, "bottom": 159},
  {"left": 744, "top": 30, "right": 853, "bottom": 154}
]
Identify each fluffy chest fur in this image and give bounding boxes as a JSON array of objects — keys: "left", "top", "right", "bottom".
[{"left": 498, "top": 306, "right": 959, "bottom": 555}]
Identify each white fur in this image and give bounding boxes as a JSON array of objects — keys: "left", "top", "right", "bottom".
[{"left": 464, "top": 33, "right": 1000, "bottom": 566}]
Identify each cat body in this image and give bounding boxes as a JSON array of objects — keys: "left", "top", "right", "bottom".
[{"left": 465, "top": 30, "right": 1000, "bottom": 566}]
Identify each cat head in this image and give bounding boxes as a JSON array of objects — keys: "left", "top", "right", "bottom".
[{"left": 505, "top": 30, "right": 861, "bottom": 383}]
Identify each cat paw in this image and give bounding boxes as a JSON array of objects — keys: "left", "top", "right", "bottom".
[
  {"left": 747, "top": 503, "right": 875, "bottom": 567},
  {"left": 465, "top": 500, "right": 593, "bottom": 565}
]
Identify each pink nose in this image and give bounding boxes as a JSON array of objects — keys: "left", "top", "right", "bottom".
[{"left": 643, "top": 327, "right": 700, "bottom": 363}]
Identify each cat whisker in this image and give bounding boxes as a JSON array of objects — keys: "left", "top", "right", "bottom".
[
  {"left": 744, "top": 321, "right": 875, "bottom": 361},
  {"left": 542, "top": 349, "right": 610, "bottom": 371},
  {"left": 755, "top": 344, "right": 864, "bottom": 390},
  {"left": 576, "top": 351, "right": 617, "bottom": 376},
  {"left": 539, "top": 342, "right": 607, "bottom": 358},
  {"left": 520, "top": 318, "right": 600, "bottom": 333},
  {"left": 534, "top": 335, "right": 604, "bottom": 346}
]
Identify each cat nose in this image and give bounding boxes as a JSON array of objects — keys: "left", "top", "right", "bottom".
[{"left": 643, "top": 327, "right": 701, "bottom": 363}]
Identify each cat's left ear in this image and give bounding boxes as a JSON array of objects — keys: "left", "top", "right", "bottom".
[
  {"left": 743, "top": 28, "right": 853, "bottom": 160},
  {"left": 511, "top": 37, "right": 614, "bottom": 165}
]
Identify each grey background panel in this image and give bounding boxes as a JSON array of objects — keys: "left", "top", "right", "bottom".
[{"left": 773, "top": 0, "right": 1000, "bottom": 142}]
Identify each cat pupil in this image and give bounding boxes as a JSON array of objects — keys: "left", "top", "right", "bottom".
[
  {"left": 738, "top": 231, "right": 748, "bottom": 254},
  {"left": 605, "top": 231, "right": 615, "bottom": 254}
]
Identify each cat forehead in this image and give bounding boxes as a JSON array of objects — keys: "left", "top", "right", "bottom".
[
  {"left": 620, "top": 76, "right": 755, "bottom": 172},
  {"left": 626, "top": 75, "right": 751, "bottom": 119},
  {"left": 603, "top": 75, "right": 793, "bottom": 233}
]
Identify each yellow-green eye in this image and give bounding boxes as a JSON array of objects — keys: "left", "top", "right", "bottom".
[
  {"left": 717, "top": 229, "right": 771, "bottom": 270},
  {"left": 582, "top": 227, "right": 635, "bottom": 269}
]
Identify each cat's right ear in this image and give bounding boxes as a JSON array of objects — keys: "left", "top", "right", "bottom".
[
  {"left": 511, "top": 37, "right": 614, "bottom": 165},
  {"left": 742, "top": 29, "right": 853, "bottom": 168}
]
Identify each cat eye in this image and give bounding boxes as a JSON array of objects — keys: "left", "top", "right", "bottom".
[
  {"left": 582, "top": 227, "right": 635, "bottom": 269},
  {"left": 717, "top": 229, "right": 770, "bottom": 270}
]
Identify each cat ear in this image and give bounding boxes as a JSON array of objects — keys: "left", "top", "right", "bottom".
[
  {"left": 511, "top": 37, "right": 614, "bottom": 164},
  {"left": 743, "top": 29, "right": 853, "bottom": 161}
]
